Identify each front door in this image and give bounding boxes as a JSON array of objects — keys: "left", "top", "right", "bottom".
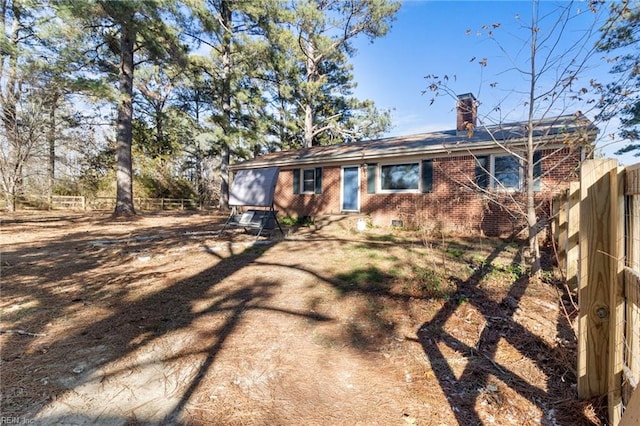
[{"left": 341, "top": 166, "right": 360, "bottom": 211}]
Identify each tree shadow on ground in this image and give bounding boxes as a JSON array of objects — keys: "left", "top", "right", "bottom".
[
  {"left": 268, "top": 230, "right": 598, "bottom": 424},
  {"left": 2, "top": 215, "right": 598, "bottom": 424},
  {"left": 411, "top": 241, "right": 596, "bottom": 425},
  {"left": 1, "top": 213, "right": 331, "bottom": 423}
]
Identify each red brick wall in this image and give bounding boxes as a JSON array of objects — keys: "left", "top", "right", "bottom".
[
  {"left": 274, "top": 166, "right": 342, "bottom": 217},
  {"left": 272, "top": 147, "right": 582, "bottom": 236}
]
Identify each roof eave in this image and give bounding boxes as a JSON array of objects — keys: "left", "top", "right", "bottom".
[{"left": 230, "top": 130, "right": 598, "bottom": 171}]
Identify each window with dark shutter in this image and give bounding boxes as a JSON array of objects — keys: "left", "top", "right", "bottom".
[
  {"left": 475, "top": 156, "right": 489, "bottom": 189},
  {"left": 533, "top": 151, "right": 542, "bottom": 192},
  {"left": 421, "top": 160, "right": 433, "bottom": 193},
  {"left": 367, "top": 164, "right": 377, "bottom": 194},
  {"left": 314, "top": 167, "right": 323, "bottom": 194},
  {"left": 293, "top": 169, "right": 300, "bottom": 194}
]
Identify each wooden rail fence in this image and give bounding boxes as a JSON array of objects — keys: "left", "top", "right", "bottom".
[
  {"left": 0, "top": 196, "right": 197, "bottom": 211},
  {"left": 87, "top": 197, "right": 196, "bottom": 211},
  {"left": 553, "top": 159, "right": 640, "bottom": 426}
]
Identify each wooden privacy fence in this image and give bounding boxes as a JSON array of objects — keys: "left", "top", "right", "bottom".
[{"left": 553, "top": 159, "right": 640, "bottom": 426}]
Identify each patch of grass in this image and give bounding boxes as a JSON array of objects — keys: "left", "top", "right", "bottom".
[
  {"left": 345, "top": 321, "right": 369, "bottom": 349},
  {"left": 480, "top": 262, "right": 527, "bottom": 285},
  {"left": 502, "top": 263, "right": 527, "bottom": 280},
  {"left": 445, "top": 248, "right": 465, "bottom": 258},
  {"left": 280, "top": 216, "right": 314, "bottom": 227},
  {"left": 335, "top": 266, "right": 393, "bottom": 294},
  {"left": 311, "top": 330, "right": 339, "bottom": 348},
  {"left": 367, "top": 233, "right": 395, "bottom": 243},
  {"left": 400, "top": 265, "right": 453, "bottom": 299},
  {"left": 456, "top": 294, "right": 470, "bottom": 304},
  {"left": 366, "top": 251, "right": 381, "bottom": 260},
  {"left": 344, "top": 298, "right": 395, "bottom": 350}
]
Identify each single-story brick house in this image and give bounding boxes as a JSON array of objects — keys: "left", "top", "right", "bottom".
[{"left": 230, "top": 94, "right": 598, "bottom": 236}]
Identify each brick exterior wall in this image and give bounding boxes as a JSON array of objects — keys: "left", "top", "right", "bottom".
[{"left": 272, "top": 147, "right": 583, "bottom": 236}]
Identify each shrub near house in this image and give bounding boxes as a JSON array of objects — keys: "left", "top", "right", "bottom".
[{"left": 231, "top": 94, "right": 597, "bottom": 236}]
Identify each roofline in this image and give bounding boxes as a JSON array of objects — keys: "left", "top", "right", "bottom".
[{"left": 230, "top": 130, "right": 597, "bottom": 171}]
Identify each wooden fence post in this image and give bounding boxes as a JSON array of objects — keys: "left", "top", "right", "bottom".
[
  {"left": 556, "top": 192, "right": 568, "bottom": 272},
  {"left": 622, "top": 164, "right": 640, "bottom": 425},
  {"left": 627, "top": 164, "right": 640, "bottom": 271},
  {"left": 577, "top": 159, "right": 619, "bottom": 399},
  {"left": 608, "top": 166, "right": 625, "bottom": 425},
  {"left": 567, "top": 182, "right": 580, "bottom": 291}
]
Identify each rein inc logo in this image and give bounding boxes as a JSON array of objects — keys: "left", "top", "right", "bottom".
[{"left": 0, "top": 418, "right": 34, "bottom": 424}]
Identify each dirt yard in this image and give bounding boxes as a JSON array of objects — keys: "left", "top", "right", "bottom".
[{"left": 1, "top": 211, "right": 604, "bottom": 425}]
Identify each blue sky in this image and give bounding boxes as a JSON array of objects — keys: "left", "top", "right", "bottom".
[{"left": 350, "top": 0, "right": 637, "bottom": 165}]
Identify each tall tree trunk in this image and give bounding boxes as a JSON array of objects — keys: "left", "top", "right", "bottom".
[
  {"left": 0, "top": 0, "right": 21, "bottom": 211},
  {"left": 526, "top": 139, "right": 541, "bottom": 274},
  {"left": 527, "top": 3, "right": 541, "bottom": 275},
  {"left": 48, "top": 95, "right": 58, "bottom": 209},
  {"left": 114, "top": 20, "right": 136, "bottom": 216},
  {"left": 303, "top": 103, "right": 314, "bottom": 148},
  {"left": 218, "top": 0, "right": 232, "bottom": 211},
  {"left": 303, "top": 44, "right": 317, "bottom": 148}
]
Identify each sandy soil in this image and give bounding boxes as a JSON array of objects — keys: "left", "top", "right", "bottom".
[{"left": 0, "top": 211, "right": 604, "bottom": 425}]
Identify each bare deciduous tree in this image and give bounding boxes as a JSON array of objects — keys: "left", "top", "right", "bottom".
[{"left": 424, "top": 0, "right": 615, "bottom": 274}]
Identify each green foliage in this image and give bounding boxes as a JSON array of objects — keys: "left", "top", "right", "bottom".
[
  {"left": 2, "top": 0, "right": 401, "bottom": 205},
  {"left": 280, "top": 216, "right": 314, "bottom": 226},
  {"left": 597, "top": 0, "right": 640, "bottom": 157},
  {"left": 280, "top": 216, "right": 298, "bottom": 226},
  {"left": 367, "top": 233, "right": 396, "bottom": 242},
  {"left": 267, "top": 0, "right": 400, "bottom": 147},
  {"left": 75, "top": 143, "right": 118, "bottom": 197},
  {"left": 457, "top": 295, "right": 470, "bottom": 305},
  {"left": 409, "top": 265, "right": 445, "bottom": 298},
  {"left": 481, "top": 262, "right": 527, "bottom": 284},
  {"left": 336, "top": 266, "right": 392, "bottom": 293},
  {"left": 445, "top": 248, "right": 466, "bottom": 258},
  {"left": 134, "top": 172, "right": 195, "bottom": 199}
]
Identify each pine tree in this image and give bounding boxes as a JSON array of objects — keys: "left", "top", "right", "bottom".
[
  {"left": 55, "top": 0, "right": 186, "bottom": 216},
  {"left": 289, "top": 0, "right": 399, "bottom": 148},
  {"left": 597, "top": 0, "right": 640, "bottom": 157}
]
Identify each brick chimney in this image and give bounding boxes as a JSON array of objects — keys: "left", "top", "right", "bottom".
[{"left": 456, "top": 93, "right": 477, "bottom": 136}]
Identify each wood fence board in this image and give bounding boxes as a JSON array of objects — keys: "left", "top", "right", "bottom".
[
  {"left": 629, "top": 195, "right": 640, "bottom": 272},
  {"left": 625, "top": 163, "right": 640, "bottom": 195},
  {"left": 620, "top": 385, "right": 640, "bottom": 426},
  {"left": 624, "top": 267, "right": 640, "bottom": 409},
  {"left": 558, "top": 160, "right": 640, "bottom": 425},
  {"left": 567, "top": 182, "right": 580, "bottom": 290},
  {"left": 608, "top": 167, "right": 626, "bottom": 425},
  {"left": 557, "top": 192, "right": 568, "bottom": 271},
  {"left": 578, "top": 159, "right": 619, "bottom": 398}
]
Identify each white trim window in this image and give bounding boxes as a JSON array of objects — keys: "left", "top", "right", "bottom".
[
  {"left": 292, "top": 167, "right": 323, "bottom": 194},
  {"left": 492, "top": 155, "right": 521, "bottom": 191},
  {"left": 475, "top": 152, "right": 542, "bottom": 192},
  {"left": 380, "top": 163, "right": 420, "bottom": 192},
  {"left": 302, "top": 168, "right": 316, "bottom": 193}
]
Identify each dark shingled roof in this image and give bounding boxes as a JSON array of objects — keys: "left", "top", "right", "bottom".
[{"left": 231, "top": 113, "right": 598, "bottom": 170}]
